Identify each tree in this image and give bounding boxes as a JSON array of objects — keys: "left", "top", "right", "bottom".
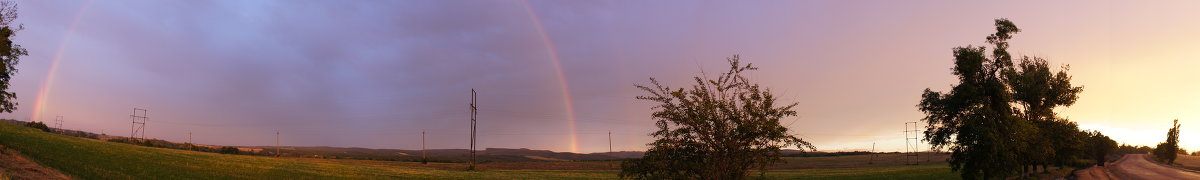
[
  {"left": 1154, "top": 119, "right": 1181, "bottom": 164},
  {"left": 620, "top": 55, "right": 815, "bottom": 180},
  {"left": 1005, "top": 56, "right": 1083, "bottom": 171},
  {"left": 218, "top": 146, "right": 241, "bottom": 154},
  {"left": 1084, "top": 131, "right": 1117, "bottom": 166},
  {"left": 0, "top": 1, "right": 25, "bottom": 113},
  {"left": 1040, "top": 119, "right": 1086, "bottom": 168},
  {"left": 24, "top": 120, "right": 49, "bottom": 132},
  {"left": 919, "top": 19, "right": 1031, "bottom": 180}
]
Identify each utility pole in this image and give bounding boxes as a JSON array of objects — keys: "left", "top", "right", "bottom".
[
  {"left": 189, "top": 132, "right": 193, "bottom": 144},
  {"left": 276, "top": 131, "right": 281, "bottom": 157},
  {"left": 469, "top": 89, "right": 477, "bottom": 170},
  {"left": 55, "top": 116, "right": 63, "bottom": 132},
  {"left": 421, "top": 130, "right": 427, "bottom": 164},
  {"left": 130, "top": 108, "right": 148, "bottom": 141},
  {"left": 904, "top": 122, "right": 920, "bottom": 165},
  {"left": 868, "top": 142, "right": 876, "bottom": 164},
  {"left": 608, "top": 130, "right": 613, "bottom": 152}
]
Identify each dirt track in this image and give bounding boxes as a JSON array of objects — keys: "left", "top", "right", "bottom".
[
  {"left": 0, "top": 145, "right": 70, "bottom": 180},
  {"left": 1107, "top": 154, "right": 1200, "bottom": 180}
]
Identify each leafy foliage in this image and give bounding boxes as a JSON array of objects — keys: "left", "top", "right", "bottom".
[
  {"left": 0, "top": 1, "right": 25, "bottom": 113},
  {"left": 1154, "top": 119, "right": 1181, "bottom": 164},
  {"left": 919, "top": 19, "right": 1091, "bottom": 179},
  {"left": 1115, "top": 144, "right": 1153, "bottom": 155},
  {"left": 919, "top": 19, "right": 1028, "bottom": 179},
  {"left": 23, "top": 121, "right": 48, "bottom": 132},
  {"left": 1084, "top": 131, "right": 1117, "bottom": 166},
  {"left": 621, "top": 55, "right": 814, "bottom": 180},
  {"left": 219, "top": 146, "right": 241, "bottom": 155}
]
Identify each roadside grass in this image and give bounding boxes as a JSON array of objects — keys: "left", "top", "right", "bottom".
[
  {"left": 767, "top": 163, "right": 957, "bottom": 180},
  {"left": 774, "top": 153, "right": 950, "bottom": 169},
  {"left": 0, "top": 122, "right": 959, "bottom": 179},
  {"left": 1172, "top": 155, "right": 1200, "bottom": 171}
]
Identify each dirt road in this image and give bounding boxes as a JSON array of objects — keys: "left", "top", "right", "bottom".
[{"left": 1108, "top": 154, "right": 1200, "bottom": 180}]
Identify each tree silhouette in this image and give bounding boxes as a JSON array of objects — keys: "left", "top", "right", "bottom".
[
  {"left": 919, "top": 19, "right": 1024, "bottom": 179},
  {"left": 1085, "top": 131, "right": 1117, "bottom": 166},
  {"left": 0, "top": 1, "right": 24, "bottom": 113},
  {"left": 919, "top": 19, "right": 1088, "bottom": 179},
  {"left": 1154, "top": 119, "right": 1181, "bottom": 164},
  {"left": 620, "top": 55, "right": 814, "bottom": 180},
  {"left": 1004, "top": 56, "right": 1084, "bottom": 173}
]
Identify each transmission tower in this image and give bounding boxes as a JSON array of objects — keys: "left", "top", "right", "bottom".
[
  {"left": 55, "top": 116, "right": 63, "bottom": 132},
  {"left": 130, "top": 108, "right": 148, "bottom": 141},
  {"left": 904, "top": 122, "right": 920, "bottom": 165},
  {"left": 469, "top": 89, "right": 478, "bottom": 170}
]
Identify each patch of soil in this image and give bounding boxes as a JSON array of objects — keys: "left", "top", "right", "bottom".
[
  {"left": 0, "top": 145, "right": 70, "bottom": 180},
  {"left": 1072, "top": 165, "right": 1117, "bottom": 180}
]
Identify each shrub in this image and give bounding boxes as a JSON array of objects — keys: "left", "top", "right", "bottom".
[{"left": 24, "top": 121, "right": 50, "bottom": 132}]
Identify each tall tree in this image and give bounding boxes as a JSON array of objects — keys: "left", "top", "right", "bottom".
[
  {"left": 1085, "top": 131, "right": 1117, "bottom": 166},
  {"left": 919, "top": 19, "right": 1032, "bottom": 179},
  {"left": 1154, "top": 119, "right": 1181, "bottom": 164},
  {"left": 621, "top": 55, "right": 815, "bottom": 180},
  {"left": 0, "top": 1, "right": 25, "bottom": 113},
  {"left": 1004, "top": 56, "right": 1083, "bottom": 172}
]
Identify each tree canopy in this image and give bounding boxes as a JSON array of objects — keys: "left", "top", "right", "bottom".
[
  {"left": 621, "top": 55, "right": 814, "bottom": 180},
  {"left": 919, "top": 19, "right": 1091, "bottom": 179},
  {"left": 0, "top": 1, "right": 25, "bottom": 113},
  {"left": 1154, "top": 119, "right": 1181, "bottom": 164}
]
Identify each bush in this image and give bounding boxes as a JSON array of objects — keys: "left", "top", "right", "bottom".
[
  {"left": 24, "top": 121, "right": 50, "bottom": 132},
  {"left": 218, "top": 146, "right": 240, "bottom": 154}
]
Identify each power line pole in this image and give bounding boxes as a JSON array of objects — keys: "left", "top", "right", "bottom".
[
  {"left": 276, "top": 131, "right": 281, "bottom": 157},
  {"left": 469, "top": 89, "right": 477, "bottom": 170},
  {"left": 55, "top": 116, "right": 63, "bottom": 132},
  {"left": 130, "top": 108, "right": 148, "bottom": 141},
  {"left": 904, "top": 122, "right": 920, "bottom": 165},
  {"left": 421, "top": 130, "right": 427, "bottom": 164},
  {"left": 189, "top": 132, "right": 193, "bottom": 144},
  {"left": 608, "top": 130, "right": 613, "bottom": 152},
  {"left": 868, "top": 142, "right": 876, "bottom": 164}
]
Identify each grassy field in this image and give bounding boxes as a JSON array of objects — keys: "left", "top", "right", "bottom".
[
  {"left": 0, "top": 122, "right": 958, "bottom": 179},
  {"left": 773, "top": 153, "right": 950, "bottom": 169},
  {"left": 1173, "top": 154, "right": 1200, "bottom": 171},
  {"left": 767, "top": 164, "right": 956, "bottom": 179}
]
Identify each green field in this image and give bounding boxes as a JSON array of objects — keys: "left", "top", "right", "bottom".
[{"left": 0, "top": 122, "right": 957, "bottom": 179}]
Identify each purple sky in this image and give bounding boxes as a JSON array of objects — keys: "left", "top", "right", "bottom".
[{"left": 9, "top": 1, "right": 1200, "bottom": 153}]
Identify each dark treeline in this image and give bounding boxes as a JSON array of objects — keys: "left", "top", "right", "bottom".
[{"left": 1117, "top": 144, "right": 1153, "bottom": 154}]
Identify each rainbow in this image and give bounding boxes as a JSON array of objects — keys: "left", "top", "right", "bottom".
[
  {"left": 520, "top": 1, "right": 579, "bottom": 153},
  {"left": 33, "top": 0, "right": 91, "bottom": 122}
]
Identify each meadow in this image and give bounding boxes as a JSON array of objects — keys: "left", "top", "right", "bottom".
[{"left": 0, "top": 122, "right": 957, "bottom": 179}]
